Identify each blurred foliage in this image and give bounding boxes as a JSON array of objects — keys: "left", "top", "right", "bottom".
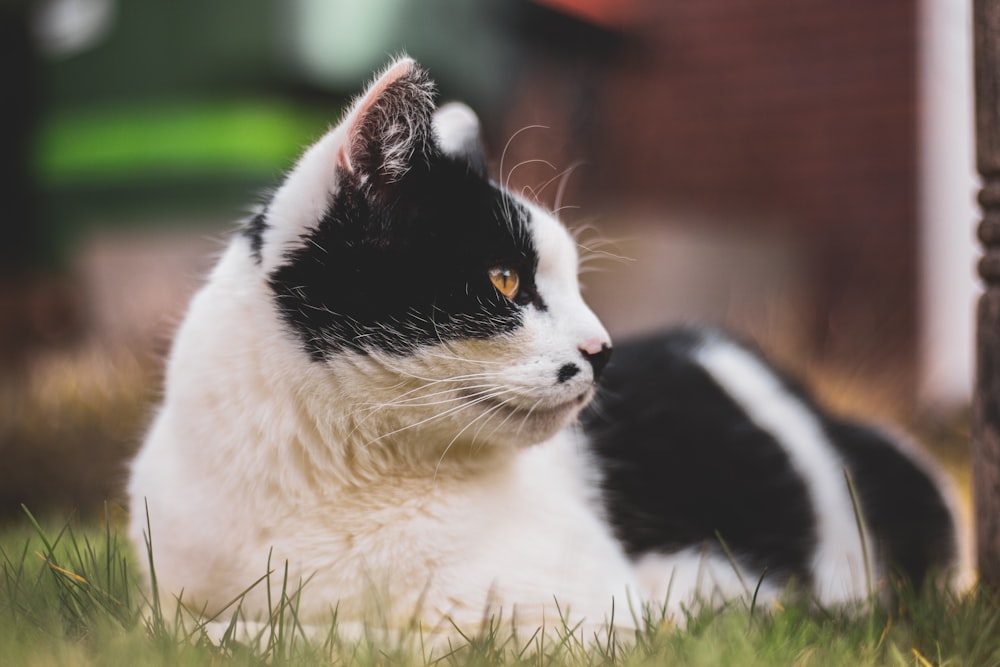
[
  {"left": 23, "top": 0, "right": 338, "bottom": 264},
  {"left": 37, "top": 101, "right": 330, "bottom": 187},
  {"left": 21, "top": 0, "right": 516, "bottom": 263},
  {"left": 42, "top": 0, "right": 282, "bottom": 107},
  {"left": 35, "top": 99, "right": 333, "bottom": 256}
]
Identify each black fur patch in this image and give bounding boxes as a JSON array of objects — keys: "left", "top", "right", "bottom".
[
  {"left": 267, "top": 151, "right": 541, "bottom": 358},
  {"left": 823, "top": 419, "right": 956, "bottom": 587},
  {"left": 585, "top": 326, "right": 957, "bottom": 589},
  {"left": 244, "top": 210, "right": 268, "bottom": 263},
  {"left": 583, "top": 328, "right": 818, "bottom": 584}
]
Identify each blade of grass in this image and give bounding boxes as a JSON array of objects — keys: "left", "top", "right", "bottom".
[{"left": 843, "top": 468, "right": 874, "bottom": 597}]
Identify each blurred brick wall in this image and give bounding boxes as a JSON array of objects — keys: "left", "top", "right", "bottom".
[{"left": 503, "top": 0, "right": 918, "bottom": 393}]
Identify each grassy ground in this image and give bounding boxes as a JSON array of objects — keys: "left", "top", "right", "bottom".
[
  {"left": 1, "top": 509, "right": 997, "bottom": 667},
  {"left": 0, "top": 308, "right": 987, "bottom": 665}
]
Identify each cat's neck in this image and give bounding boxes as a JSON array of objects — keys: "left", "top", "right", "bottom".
[{"left": 164, "top": 240, "right": 519, "bottom": 497}]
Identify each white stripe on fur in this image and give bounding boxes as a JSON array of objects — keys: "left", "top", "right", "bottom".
[{"left": 695, "top": 338, "right": 872, "bottom": 604}]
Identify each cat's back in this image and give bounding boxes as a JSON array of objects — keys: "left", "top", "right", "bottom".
[{"left": 584, "top": 327, "right": 959, "bottom": 595}]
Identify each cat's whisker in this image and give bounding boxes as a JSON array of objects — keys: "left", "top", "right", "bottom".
[
  {"left": 567, "top": 218, "right": 601, "bottom": 237},
  {"left": 359, "top": 383, "right": 504, "bottom": 413},
  {"left": 409, "top": 335, "right": 511, "bottom": 367},
  {"left": 344, "top": 375, "right": 500, "bottom": 438},
  {"left": 505, "top": 158, "right": 556, "bottom": 195},
  {"left": 553, "top": 204, "right": 581, "bottom": 217},
  {"left": 583, "top": 390, "right": 616, "bottom": 425},
  {"left": 433, "top": 400, "right": 510, "bottom": 478},
  {"left": 554, "top": 160, "right": 583, "bottom": 214},
  {"left": 363, "top": 392, "right": 504, "bottom": 447},
  {"left": 307, "top": 238, "right": 328, "bottom": 255},
  {"left": 364, "top": 388, "right": 517, "bottom": 448},
  {"left": 346, "top": 380, "right": 511, "bottom": 437},
  {"left": 367, "top": 355, "right": 506, "bottom": 385},
  {"left": 536, "top": 162, "right": 583, "bottom": 207},
  {"left": 514, "top": 396, "right": 548, "bottom": 440},
  {"left": 390, "top": 371, "right": 508, "bottom": 390},
  {"left": 574, "top": 231, "right": 627, "bottom": 249},
  {"left": 470, "top": 395, "right": 524, "bottom": 452},
  {"left": 349, "top": 379, "right": 512, "bottom": 435},
  {"left": 426, "top": 308, "right": 455, "bottom": 354},
  {"left": 419, "top": 351, "right": 507, "bottom": 366},
  {"left": 482, "top": 395, "right": 522, "bottom": 444},
  {"left": 574, "top": 232, "right": 635, "bottom": 280},
  {"left": 577, "top": 265, "right": 614, "bottom": 276},
  {"left": 470, "top": 403, "right": 506, "bottom": 446},
  {"left": 467, "top": 396, "right": 512, "bottom": 439},
  {"left": 499, "top": 124, "right": 549, "bottom": 203},
  {"left": 577, "top": 257, "right": 632, "bottom": 277},
  {"left": 572, "top": 226, "right": 634, "bottom": 262},
  {"left": 578, "top": 247, "right": 636, "bottom": 265}
]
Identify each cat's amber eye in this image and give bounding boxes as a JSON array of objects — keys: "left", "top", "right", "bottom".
[{"left": 488, "top": 267, "right": 520, "bottom": 301}]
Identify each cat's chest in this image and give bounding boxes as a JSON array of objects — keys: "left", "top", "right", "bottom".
[
  {"left": 303, "top": 441, "right": 589, "bottom": 557},
  {"left": 283, "top": 432, "right": 632, "bottom": 606}
]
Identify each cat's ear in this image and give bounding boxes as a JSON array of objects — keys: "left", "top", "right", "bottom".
[
  {"left": 252, "top": 57, "right": 437, "bottom": 271},
  {"left": 337, "top": 57, "right": 436, "bottom": 191},
  {"left": 433, "top": 102, "right": 488, "bottom": 177}
]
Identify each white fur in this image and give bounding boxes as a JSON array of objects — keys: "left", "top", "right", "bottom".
[
  {"left": 694, "top": 337, "right": 872, "bottom": 603},
  {"left": 257, "top": 123, "right": 349, "bottom": 273},
  {"left": 433, "top": 102, "right": 482, "bottom": 158},
  {"left": 633, "top": 548, "right": 783, "bottom": 614}
]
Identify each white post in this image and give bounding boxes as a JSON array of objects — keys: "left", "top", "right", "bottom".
[{"left": 917, "top": 0, "right": 977, "bottom": 406}]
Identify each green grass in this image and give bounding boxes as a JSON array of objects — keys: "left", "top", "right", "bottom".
[{"left": 2, "top": 508, "right": 998, "bottom": 666}]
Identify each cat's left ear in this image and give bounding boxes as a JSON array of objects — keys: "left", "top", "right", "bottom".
[
  {"left": 337, "top": 57, "right": 436, "bottom": 192},
  {"left": 253, "top": 58, "right": 435, "bottom": 271}
]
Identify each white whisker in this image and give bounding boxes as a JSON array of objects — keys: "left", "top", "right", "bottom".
[
  {"left": 433, "top": 400, "right": 510, "bottom": 478},
  {"left": 553, "top": 204, "right": 581, "bottom": 216},
  {"left": 500, "top": 124, "right": 549, "bottom": 196},
  {"left": 419, "top": 350, "right": 507, "bottom": 366},
  {"left": 360, "top": 384, "right": 504, "bottom": 412},
  {"left": 536, "top": 162, "right": 583, "bottom": 208},
  {"left": 514, "top": 397, "right": 547, "bottom": 440},
  {"left": 554, "top": 161, "right": 585, "bottom": 214},
  {"left": 364, "top": 388, "right": 517, "bottom": 448},
  {"left": 505, "top": 158, "right": 556, "bottom": 194}
]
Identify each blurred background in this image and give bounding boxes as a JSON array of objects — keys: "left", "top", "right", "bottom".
[{"left": 0, "top": 0, "right": 977, "bottom": 520}]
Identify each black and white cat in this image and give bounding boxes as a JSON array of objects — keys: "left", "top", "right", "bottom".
[{"left": 127, "top": 57, "right": 962, "bottom": 642}]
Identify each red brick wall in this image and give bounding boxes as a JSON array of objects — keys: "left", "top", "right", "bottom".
[{"left": 503, "top": 0, "right": 918, "bottom": 391}]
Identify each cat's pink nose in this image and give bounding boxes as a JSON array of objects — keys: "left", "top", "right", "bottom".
[
  {"left": 579, "top": 337, "right": 609, "bottom": 356},
  {"left": 579, "top": 339, "right": 613, "bottom": 381}
]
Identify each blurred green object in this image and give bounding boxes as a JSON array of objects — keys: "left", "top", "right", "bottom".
[
  {"left": 32, "top": 100, "right": 336, "bottom": 264},
  {"left": 37, "top": 101, "right": 330, "bottom": 186}
]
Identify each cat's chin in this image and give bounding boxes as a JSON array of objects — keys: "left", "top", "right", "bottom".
[{"left": 473, "top": 388, "right": 595, "bottom": 446}]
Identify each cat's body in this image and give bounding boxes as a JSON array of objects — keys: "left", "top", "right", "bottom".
[
  {"left": 131, "top": 235, "right": 638, "bottom": 634},
  {"left": 128, "top": 58, "right": 960, "bottom": 642},
  {"left": 587, "top": 329, "right": 959, "bottom": 605}
]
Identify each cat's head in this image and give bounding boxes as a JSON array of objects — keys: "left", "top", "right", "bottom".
[{"left": 247, "top": 57, "right": 611, "bottom": 452}]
